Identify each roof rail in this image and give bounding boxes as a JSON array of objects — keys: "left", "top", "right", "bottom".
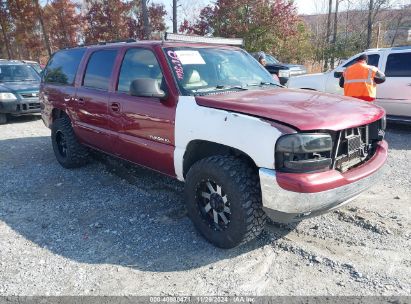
[
  {"left": 392, "top": 45, "right": 411, "bottom": 50},
  {"left": 164, "top": 32, "right": 244, "bottom": 46},
  {"left": 365, "top": 48, "right": 384, "bottom": 52}
]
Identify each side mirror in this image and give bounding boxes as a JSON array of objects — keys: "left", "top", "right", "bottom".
[
  {"left": 130, "top": 78, "right": 166, "bottom": 98},
  {"left": 334, "top": 71, "right": 343, "bottom": 78}
]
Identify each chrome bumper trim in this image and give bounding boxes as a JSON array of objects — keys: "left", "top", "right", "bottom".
[{"left": 259, "top": 168, "right": 380, "bottom": 215}]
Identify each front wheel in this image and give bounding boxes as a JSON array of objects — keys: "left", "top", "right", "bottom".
[{"left": 184, "top": 156, "right": 266, "bottom": 248}]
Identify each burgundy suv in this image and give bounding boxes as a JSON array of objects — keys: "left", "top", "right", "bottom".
[{"left": 41, "top": 35, "right": 388, "bottom": 248}]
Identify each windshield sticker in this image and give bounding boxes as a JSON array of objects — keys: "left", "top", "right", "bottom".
[
  {"left": 175, "top": 50, "right": 206, "bottom": 65},
  {"left": 167, "top": 50, "right": 184, "bottom": 80}
]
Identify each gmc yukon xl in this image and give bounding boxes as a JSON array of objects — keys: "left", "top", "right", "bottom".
[{"left": 40, "top": 34, "right": 388, "bottom": 248}]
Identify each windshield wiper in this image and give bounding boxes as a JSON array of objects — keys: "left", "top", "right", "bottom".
[
  {"left": 247, "top": 81, "right": 284, "bottom": 88},
  {"left": 192, "top": 85, "right": 248, "bottom": 96}
]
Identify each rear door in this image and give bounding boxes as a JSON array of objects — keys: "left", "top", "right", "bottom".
[
  {"left": 375, "top": 50, "right": 411, "bottom": 118},
  {"left": 74, "top": 49, "right": 118, "bottom": 153},
  {"left": 108, "top": 47, "right": 176, "bottom": 176},
  {"left": 41, "top": 48, "right": 85, "bottom": 126}
]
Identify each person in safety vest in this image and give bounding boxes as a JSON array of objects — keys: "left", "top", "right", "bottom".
[{"left": 339, "top": 54, "right": 386, "bottom": 102}]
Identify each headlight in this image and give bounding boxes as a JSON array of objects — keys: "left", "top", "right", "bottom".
[
  {"left": 275, "top": 133, "right": 333, "bottom": 173},
  {"left": 278, "top": 70, "right": 290, "bottom": 78},
  {"left": 0, "top": 92, "right": 17, "bottom": 101}
]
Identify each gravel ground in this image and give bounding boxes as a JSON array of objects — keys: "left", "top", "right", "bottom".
[{"left": 0, "top": 115, "right": 410, "bottom": 296}]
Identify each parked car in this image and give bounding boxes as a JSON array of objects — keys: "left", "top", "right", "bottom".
[
  {"left": 251, "top": 52, "right": 290, "bottom": 85},
  {"left": 288, "top": 46, "right": 411, "bottom": 124},
  {"left": 265, "top": 54, "right": 307, "bottom": 76},
  {"left": 0, "top": 60, "right": 41, "bottom": 124},
  {"left": 21, "top": 60, "right": 43, "bottom": 74},
  {"left": 41, "top": 34, "right": 387, "bottom": 249}
]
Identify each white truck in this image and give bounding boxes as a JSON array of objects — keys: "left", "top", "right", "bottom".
[{"left": 288, "top": 46, "right": 411, "bottom": 124}]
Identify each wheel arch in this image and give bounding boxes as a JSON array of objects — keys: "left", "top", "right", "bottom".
[
  {"left": 51, "top": 107, "right": 70, "bottom": 124},
  {"left": 182, "top": 140, "right": 258, "bottom": 178}
]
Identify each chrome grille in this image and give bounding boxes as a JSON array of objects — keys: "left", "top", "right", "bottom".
[
  {"left": 333, "top": 127, "right": 369, "bottom": 172},
  {"left": 20, "top": 92, "right": 39, "bottom": 98}
]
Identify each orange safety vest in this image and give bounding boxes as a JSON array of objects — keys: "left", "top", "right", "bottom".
[{"left": 343, "top": 62, "right": 378, "bottom": 99}]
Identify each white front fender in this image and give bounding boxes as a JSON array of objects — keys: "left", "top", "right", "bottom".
[{"left": 174, "top": 96, "right": 287, "bottom": 181}]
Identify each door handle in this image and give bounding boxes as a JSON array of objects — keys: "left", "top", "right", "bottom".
[
  {"left": 77, "top": 97, "right": 85, "bottom": 105},
  {"left": 407, "top": 83, "right": 411, "bottom": 87},
  {"left": 111, "top": 102, "right": 120, "bottom": 112},
  {"left": 63, "top": 96, "right": 71, "bottom": 102}
]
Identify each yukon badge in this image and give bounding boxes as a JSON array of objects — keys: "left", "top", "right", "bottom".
[{"left": 149, "top": 135, "right": 171, "bottom": 144}]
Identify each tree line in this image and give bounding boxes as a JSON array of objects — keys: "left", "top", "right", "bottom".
[
  {"left": 0, "top": 0, "right": 167, "bottom": 63},
  {"left": 0, "top": 0, "right": 410, "bottom": 71}
]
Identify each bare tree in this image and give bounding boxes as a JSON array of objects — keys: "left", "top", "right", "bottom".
[
  {"left": 389, "top": 5, "right": 408, "bottom": 46},
  {"left": 0, "top": 1, "right": 12, "bottom": 59},
  {"left": 366, "top": 0, "right": 391, "bottom": 48},
  {"left": 33, "top": 0, "right": 51, "bottom": 57}
]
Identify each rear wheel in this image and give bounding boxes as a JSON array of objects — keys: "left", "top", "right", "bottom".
[
  {"left": 51, "top": 115, "right": 90, "bottom": 168},
  {"left": 184, "top": 155, "right": 266, "bottom": 248},
  {"left": 0, "top": 113, "right": 7, "bottom": 124}
]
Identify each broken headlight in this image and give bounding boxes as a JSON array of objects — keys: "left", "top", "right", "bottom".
[{"left": 275, "top": 133, "right": 333, "bottom": 173}]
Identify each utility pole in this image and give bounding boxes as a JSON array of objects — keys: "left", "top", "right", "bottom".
[
  {"left": 324, "top": 0, "right": 333, "bottom": 71},
  {"left": 331, "top": 0, "right": 340, "bottom": 69},
  {"left": 366, "top": 0, "right": 374, "bottom": 48},
  {"left": 142, "top": 0, "right": 150, "bottom": 39},
  {"left": 172, "top": 0, "right": 177, "bottom": 33},
  {"left": 376, "top": 21, "right": 381, "bottom": 48}
]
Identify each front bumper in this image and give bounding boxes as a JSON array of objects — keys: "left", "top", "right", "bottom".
[
  {"left": 0, "top": 99, "right": 41, "bottom": 115},
  {"left": 259, "top": 140, "right": 388, "bottom": 223}
]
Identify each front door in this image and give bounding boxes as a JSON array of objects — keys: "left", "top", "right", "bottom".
[
  {"left": 74, "top": 49, "right": 118, "bottom": 153},
  {"left": 109, "top": 47, "right": 176, "bottom": 176}
]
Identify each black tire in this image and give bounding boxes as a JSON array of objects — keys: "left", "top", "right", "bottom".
[
  {"left": 0, "top": 113, "right": 7, "bottom": 124},
  {"left": 51, "top": 115, "right": 90, "bottom": 168},
  {"left": 184, "top": 155, "right": 266, "bottom": 249}
]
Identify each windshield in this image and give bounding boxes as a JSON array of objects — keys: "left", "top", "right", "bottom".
[
  {"left": 266, "top": 55, "right": 280, "bottom": 65},
  {"left": 29, "top": 63, "right": 42, "bottom": 74},
  {"left": 0, "top": 64, "right": 40, "bottom": 82},
  {"left": 164, "top": 47, "right": 279, "bottom": 96}
]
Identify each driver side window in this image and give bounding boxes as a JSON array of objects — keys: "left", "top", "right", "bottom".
[{"left": 117, "top": 48, "right": 164, "bottom": 94}]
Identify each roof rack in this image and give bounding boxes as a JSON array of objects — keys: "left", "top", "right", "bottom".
[
  {"left": 76, "top": 38, "right": 137, "bottom": 48},
  {"left": 164, "top": 32, "right": 244, "bottom": 46},
  {"left": 97, "top": 38, "right": 137, "bottom": 45}
]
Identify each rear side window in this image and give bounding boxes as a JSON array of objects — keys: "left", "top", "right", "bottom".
[
  {"left": 83, "top": 50, "right": 117, "bottom": 90},
  {"left": 385, "top": 52, "right": 411, "bottom": 77},
  {"left": 44, "top": 48, "right": 85, "bottom": 85}
]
